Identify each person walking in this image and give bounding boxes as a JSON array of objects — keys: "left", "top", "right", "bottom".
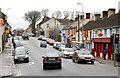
[{"left": 104, "top": 47, "right": 107, "bottom": 60}]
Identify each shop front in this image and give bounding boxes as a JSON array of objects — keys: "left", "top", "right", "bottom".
[{"left": 92, "top": 38, "right": 113, "bottom": 59}]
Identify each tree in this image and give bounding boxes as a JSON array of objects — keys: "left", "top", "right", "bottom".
[
  {"left": 52, "top": 11, "right": 62, "bottom": 18},
  {"left": 41, "top": 9, "right": 49, "bottom": 17},
  {"left": 24, "top": 11, "right": 41, "bottom": 35},
  {"left": 63, "top": 11, "right": 71, "bottom": 19},
  {"left": 70, "top": 11, "right": 74, "bottom": 20}
]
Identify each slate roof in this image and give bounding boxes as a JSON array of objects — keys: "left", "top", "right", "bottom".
[
  {"left": 56, "top": 19, "right": 70, "bottom": 25},
  {"left": 83, "top": 12, "right": 120, "bottom": 31}
]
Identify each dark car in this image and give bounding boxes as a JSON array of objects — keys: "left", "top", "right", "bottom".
[
  {"left": 40, "top": 41, "right": 47, "bottom": 48},
  {"left": 22, "top": 33, "right": 29, "bottom": 40},
  {"left": 42, "top": 52, "right": 62, "bottom": 70},
  {"left": 72, "top": 48, "right": 95, "bottom": 64},
  {"left": 14, "top": 46, "right": 29, "bottom": 64}
]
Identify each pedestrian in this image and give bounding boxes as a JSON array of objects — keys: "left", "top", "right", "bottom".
[{"left": 104, "top": 47, "right": 107, "bottom": 60}]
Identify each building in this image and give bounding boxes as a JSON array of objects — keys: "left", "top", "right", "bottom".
[{"left": 83, "top": 8, "right": 120, "bottom": 60}]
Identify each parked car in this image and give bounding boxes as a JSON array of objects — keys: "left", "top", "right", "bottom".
[
  {"left": 14, "top": 46, "right": 29, "bottom": 64},
  {"left": 61, "top": 48, "right": 74, "bottom": 58},
  {"left": 14, "top": 40, "right": 23, "bottom": 48},
  {"left": 13, "top": 36, "right": 19, "bottom": 40},
  {"left": 38, "top": 35, "right": 44, "bottom": 40},
  {"left": 41, "top": 37, "right": 47, "bottom": 41},
  {"left": 72, "top": 48, "right": 95, "bottom": 64},
  {"left": 40, "top": 41, "right": 47, "bottom": 48},
  {"left": 42, "top": 52, "right": 62, "bottom": 70},
  {"left": 59, "top": 44, "right": 66, "bottom": 51},
  {"left": 53, "top": 42, "right": 61, "bottom": 50},
  {"left": 22, "top": 33, "right": 29, "bottom": 40},
  {"left": 48, "top": 39, "right": 55, "bottom": 45}
]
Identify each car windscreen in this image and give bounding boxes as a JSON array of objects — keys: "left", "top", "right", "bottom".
[
  {"left": 78, "top": 49, "right": 91, "bottom": 55},
  {"left": 64, "top": 48, "right": 74, "bottom": 52},
  {"left": 44, "top": 53, "right": 59, "bottom": 57},
  {"left": 16, "top": 50, "right": 26, "bottom": 55}
]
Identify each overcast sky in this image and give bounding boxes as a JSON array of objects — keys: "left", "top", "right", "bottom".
[{"left": 0, "top": 0, "right": 120, "bottom": 29}]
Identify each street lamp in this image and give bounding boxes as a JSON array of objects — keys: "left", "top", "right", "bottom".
[{"left": 77, "top": 3, "right": 84, "bottom": 44}]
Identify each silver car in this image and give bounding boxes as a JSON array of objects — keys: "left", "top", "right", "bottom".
[
  {"left": 14, "top": 46, "right": 29, "bottom": 64},
  {"left": 61, "top": 48, "right": 74, "bottom": 58},
  {"left": 72, "top": 48, "right": 95, "bottom": 64}
]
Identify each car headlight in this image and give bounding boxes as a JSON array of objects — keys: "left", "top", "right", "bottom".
[{"left": 91, "top": 57, "right": 95, "bottom": 59}]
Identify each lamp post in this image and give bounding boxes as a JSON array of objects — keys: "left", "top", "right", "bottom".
[{"left": 77, "top": 3, "right": 84, "bottom": 44}]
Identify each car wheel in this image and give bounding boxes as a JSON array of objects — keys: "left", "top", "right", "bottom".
[
  {"left": 43, "top": 64, "right": 47, "bottom": 70},
  {"left": 26, "top": 58, "right": 29, "bottom": 62},
  {"left": 72, "top": 59, "right": 75, "bottom": 62},
  {"left": 58, "top": 65, "right": 62, "bottom": 69},
  {"left": 91, "top": 61, "right": 94, "bottom": 64}
]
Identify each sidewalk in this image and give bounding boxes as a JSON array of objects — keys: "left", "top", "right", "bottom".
[
  {"left": 0, "top": 38, "right": 15, "bottom": 77},
  {"left": 95, "top": 57, "right": 120, "bottom": 67}
]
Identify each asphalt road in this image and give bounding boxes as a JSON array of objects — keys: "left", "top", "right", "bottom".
[{"left": 14, "top": 37, "right": 118, "bottom": 76}]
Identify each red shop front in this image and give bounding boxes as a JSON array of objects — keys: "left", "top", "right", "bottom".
[{"left": 92, "top": 38, "right": 113, "bottom": 59}]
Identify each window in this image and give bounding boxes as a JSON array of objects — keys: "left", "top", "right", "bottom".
[
  {"left": 116, "top": 27, "right": 119, "bottom": 33},
  {"left": 110, "top": 28, "right": 112, "bottom": 34},
  {"left": 104, "top": 29, "right": 107, "bottom": 36}
]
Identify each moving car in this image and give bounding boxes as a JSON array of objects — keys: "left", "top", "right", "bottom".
[
  {"left": 40, "top": 41, "right": 47, "bottom": 48},
  {"left": 22, "top": 33, "right": 29, "bottom": 40},
  {"left": 42, "top": 52, "right": 62, "bottom": 70},
  {"left": 14, "top": 46, "right": 29, "bottom": 64},
  {"left": 72, "top": 48, "right": 95, "bottom": 64},
  {"left": 61, "top": 48, "right": 74, "bottom": 58}
]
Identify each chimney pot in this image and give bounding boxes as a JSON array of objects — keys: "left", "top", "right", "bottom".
[{"left": 108, "top": 8, "right": 115, "bottom": 17}]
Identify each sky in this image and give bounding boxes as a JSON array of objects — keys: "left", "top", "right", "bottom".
[{"left": 0, "top": 0, "right": 120, "bottom": 30}]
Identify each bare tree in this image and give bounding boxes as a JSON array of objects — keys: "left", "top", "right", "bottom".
[
  {"left": 52, "top": 11, "right": 62, "bottom": 18},
  {"left": 24, "top": 11, "right": 41, "bottom": 35},
  {"left": 41, "top": 9, "right": 49, "bottom": 17},
  {"left": 70, "top": 11, "right": 74, "bottom": 20},
  {"left": 63, "top": 11, "right": 70, "bottom": 19}
]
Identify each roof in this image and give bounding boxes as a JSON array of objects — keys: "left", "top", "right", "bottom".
[
  {"left": 83, "top": 12, "right": 120, "bottom": 31},
  {"left": 56, "top": 19, "right": 70, "bottom": 25}
]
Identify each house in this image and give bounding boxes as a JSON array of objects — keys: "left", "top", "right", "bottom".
[
  {"left": 0, "top": 9, "right": 10, "bottom": 52},
  {"left": 39, "top": 17, "right": 69, "bottom": 41},
  {"left": 83, "top": 8, "right": 120, "bottom": 60}
]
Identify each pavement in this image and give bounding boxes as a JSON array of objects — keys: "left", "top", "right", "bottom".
[
  {"left": 0, "top": 38, "right": 16, "bottom": 77},
  {"left": 0, "top": 38, "right": 120, "bottom": 77}
]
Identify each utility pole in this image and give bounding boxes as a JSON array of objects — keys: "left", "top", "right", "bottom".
[
  {"left": 77, "top": 3, "right": 84, "bottom": 43},
  {"left": 78, "top": 15, "right": 80, "bottom": 41}
]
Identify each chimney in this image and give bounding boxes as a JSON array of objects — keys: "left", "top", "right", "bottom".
[
  {"left": 108, "top": 8, "right": 115, "bottom": 17},
  {"left": 86, "top": 13, "right": 90, "bottom": 19},
  {"left": 94, "top": 14, "right": 101, "bottom": 20},
  {"left": 75, "top": 15, "right": 79, "bottom": 21},
  {"left": 102, "top": 11, "right": 108, "bottom": 18}
]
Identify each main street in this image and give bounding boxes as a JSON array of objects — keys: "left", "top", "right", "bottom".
[{"left": 14, "top": 37, "right": 118, "bottom": 76}]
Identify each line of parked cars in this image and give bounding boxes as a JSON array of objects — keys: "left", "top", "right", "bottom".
[{"left": 12, "top": 36, "right": 29, "bottom": 64}]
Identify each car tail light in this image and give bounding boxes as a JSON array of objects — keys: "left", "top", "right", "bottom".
[
  {"left": 57, "top": 57, "right": 61, "bottom": 61},
  {"left": 43, "top": 58, "right": 48, "bottom": 62}
]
